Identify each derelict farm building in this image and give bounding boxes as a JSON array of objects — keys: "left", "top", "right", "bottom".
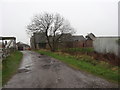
[{"left": 30, "top": 32, "right": 90, "bottom": 49}]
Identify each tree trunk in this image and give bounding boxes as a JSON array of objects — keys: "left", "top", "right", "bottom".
[
  {"left": 45, "top": 26, "right": 53, "bottom": 51},
  {"left": 52, "top": 31, "right": 56, "bottom": 52}
]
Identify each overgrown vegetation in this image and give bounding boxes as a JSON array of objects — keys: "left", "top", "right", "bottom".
[
  {"left": 2, "top": 51, "right": 23, "bottom": 86},
  {"left": 36, "top": 49, "right": 120, "bottom": 83},
  {"left": 63, "top": 48, "right": 94, "bottom": 53},
  {"left": 62, "top": 48, "right": 119, "bottom": 66}
]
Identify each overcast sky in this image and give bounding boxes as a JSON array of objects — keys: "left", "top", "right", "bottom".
[{"left": 0, "top": 0, "right": 119, "bottom": 45}]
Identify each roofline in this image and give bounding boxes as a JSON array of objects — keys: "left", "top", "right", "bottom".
[
  {"left": 96, "top": 36, "right": 120, "bottom": 38},
  {"left": 72, "top": 35, "right": 84, "bottom": 37}
]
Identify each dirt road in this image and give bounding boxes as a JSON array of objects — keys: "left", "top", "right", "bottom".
[{"left": 3, "top": 51, "right": 119, "bottom": 88}]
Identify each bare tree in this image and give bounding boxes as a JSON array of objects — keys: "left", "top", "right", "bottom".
[{"left": 27, "top": 13, "right": 75, "bottom": 51}]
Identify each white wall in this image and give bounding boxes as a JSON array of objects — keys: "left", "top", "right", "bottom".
[{"left": 93, "top": 37, "right": 120, "bottom": 57}]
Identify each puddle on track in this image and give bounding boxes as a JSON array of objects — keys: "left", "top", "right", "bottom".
[
  {"left": 18, "top": 68, "right": 31, "bottom": 73},
  {"left": 42, "top": 64, "right": 51, "bottom": 69}
]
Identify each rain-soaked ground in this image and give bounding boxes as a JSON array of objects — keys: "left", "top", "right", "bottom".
[{"left": 3, "top": 51, "right": 119, "bottom": 88}]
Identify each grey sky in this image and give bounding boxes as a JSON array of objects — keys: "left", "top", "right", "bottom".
[{"left": 0, "top": 0, "right": 119, "bottom": 45}]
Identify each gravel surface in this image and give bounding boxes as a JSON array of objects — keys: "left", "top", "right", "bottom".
[{"left": 3, "top": 51, "right": 119, "bottom": 88}]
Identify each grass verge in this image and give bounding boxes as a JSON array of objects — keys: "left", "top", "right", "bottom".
[
  {"left": 2, "top": 51, "right": 23, "bottom": 86},
  {"left": 36, "top": 50, "right": 120, "bottom": 84},
  {"left": 63, "top": 48, "right": 94, "bottom": 53}
]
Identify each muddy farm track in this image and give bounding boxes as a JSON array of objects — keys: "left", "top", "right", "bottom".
[{"left": 3, "top": 51, "right": 119, "bottom": 88}]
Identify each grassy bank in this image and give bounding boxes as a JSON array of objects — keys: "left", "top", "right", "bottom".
[
  {"left": 63, "top": 48, "right": 94, "bottom": 53},
  {"left": 2, "top": 51, "right": 23, "bottom": 86},
  {"left": 36, "top": 50, "right": 120, "bottom": 83}
]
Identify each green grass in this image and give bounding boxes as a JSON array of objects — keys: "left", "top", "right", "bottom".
[
  {"left": 64, "top": 48, "right": 94, "bottom": 53},
  {"left": 2, "top": 51, "right": 23, "bottom": 86},
  {"left": 36, "top": 50, "right": 120, "bottom": 83}
]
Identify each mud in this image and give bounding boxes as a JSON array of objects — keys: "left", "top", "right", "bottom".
[{"left": 3, "top": 51, "right": 119, "bottom": 88}]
